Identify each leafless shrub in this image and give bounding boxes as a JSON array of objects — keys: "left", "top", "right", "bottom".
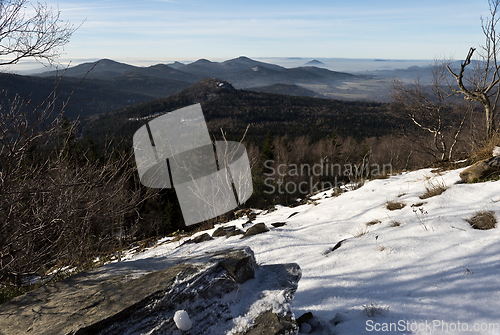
[
  {"left": 466, "top": 211, "right": 497, "bottom": 230},
  {"left": 0, "top": 87, "right": 155, "bottom": 289}
]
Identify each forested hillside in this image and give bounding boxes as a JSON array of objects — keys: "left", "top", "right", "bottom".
[{"left": 85, "top": 78, "right": 410, "bottom": 147}]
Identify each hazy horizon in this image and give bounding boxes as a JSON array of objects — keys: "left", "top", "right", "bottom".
[
  {"left": 8, "top": 56, "right": 435, "bottom": 75},
  {"left": 2, "top": 0, "right": 491, "bottom": 75}
]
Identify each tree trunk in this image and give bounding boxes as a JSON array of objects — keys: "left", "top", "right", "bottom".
[{"left": 485, "top": 103, "right": 496, "bottom": 140}]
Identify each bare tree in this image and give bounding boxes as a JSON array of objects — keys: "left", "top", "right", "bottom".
[
  {"left": 0, "top": 0, "right": 75, "bottom": 66},
  {"left": 0, "top": 88, "right": 156, "bottom": 287},
  {"left": 0, "top": 2, "right": 158, "bottom": 289},
  {"left": 392, "top": 61, "right": 470, "bottom": 161},
  {"left": 446, "top": 0, "right": 500, "bottom": 141}
]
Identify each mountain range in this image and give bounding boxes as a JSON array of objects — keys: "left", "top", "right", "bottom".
[
  {"left": 0, "top": 56, "right": 436, "bottom": 119},
  {"left": 36, "top": 56, "right": 359, "bottom": 89}
]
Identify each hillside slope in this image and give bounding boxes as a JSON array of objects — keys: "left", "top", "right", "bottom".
[
  {"left": 118, "top": 167, "right": 500, "bottom": 334},
  {"left": 85, "top": 78, "right": 408, "bottom": 148}
]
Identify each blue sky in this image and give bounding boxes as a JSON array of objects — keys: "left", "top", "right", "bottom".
[{"left": 16, "top": 0, "right": 493, "bottom": 67}]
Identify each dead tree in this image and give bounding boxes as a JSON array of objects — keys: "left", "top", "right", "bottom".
[
  {"left": 392, "top": 61, "right": 469, "bottom": 161},
  {"left": 446, "top": 0, "right": 500, "bottom": 141},
  {"left": 0, "top": 2, "right": 156, "bottom": 288},
  {"left": 0, "top": 91, "right": 154, "bottom": 286}
]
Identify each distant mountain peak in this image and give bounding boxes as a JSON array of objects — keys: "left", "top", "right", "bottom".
[
  {"left": 304, "top": 59, "right": 325, "bottom": 66},
  {"left": 167, "top": 61, "right": 186, "bottom": 70},
  {"left": 192, "top": 58, "right": 213, "bottom": 65},
  {"left": 236, "top": 56, "right": 252, "bottom": 61}
]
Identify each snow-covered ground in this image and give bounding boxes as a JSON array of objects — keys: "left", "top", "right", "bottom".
[{"left": 119, "top": 167, "right": 500, "bottom": 334}]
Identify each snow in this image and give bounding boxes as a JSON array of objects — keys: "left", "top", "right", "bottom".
[
  {"left": 120, "top": 167, "right": 500, "bottom": 334},
  {"left": 174, "top": 310, "right": 192, "bottom": 331},
  {"left": 300, "top": 322, "right": 312, "bottom": 333},
  {"left": 493, "top": 146, "right": 500, "bottom": 157}
]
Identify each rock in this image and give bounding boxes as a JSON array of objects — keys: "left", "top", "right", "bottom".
[
  {"left": 212, "top": 225, "right": 239, "bottom": 237},
  {"left": 211, "top": 247, "right": 257, "bottom": 284},
  {"left": 0, "top": 247, "right": 301, "bottom": 335},
  {"left": 488, "top": 154, "right": 500, "bottom": 168},
  {"left": 242, "top": 223, "right": 270, "bottom": 238},
  {"left": 287, "top": 212, "right": 299, "bottom": 219},
  {"left": 179, "top": 232, "right": 213, "bottom": 247},
  {"left": 234, "top": 208, "right": 251, "bottom": 218},
  {"left": 460, "top": 156, "right": 500, "bottom": 182},
  {"left": 331, "top": 312, "right": 347, "bottom": 326},
  {"left": 212, "top": 226, "right": 233, "bottom": 237},
  {"left": 191, "top": 232, "right": 213, "bottom": 243},
  {"left": 242, "top": 220, "right": 253, "bottom": 228},
  {"left": 226, "top": 229, "right": 245, "bottom": 238},
  {"left": 296, "top": 312, "right": 330, "bottom": 334},
  {"left": 460, "top": 161, "right": 491, "bottom": 182},
  {"left": 300, "top": 322, "right": 312, "bottom": 334},
  {"left": 212, "top": 226, "right": 244, "bottom": 238},
  {"left": 323, "top": 239, "right": 347, "bottom": 256},
  {"left": 0, "top": 263, "right": 200, "bottom": 335},
  {"left": 234, "top": 209, "right": 257, "bottom": 221},
  {"left": 271, "top": 222, "right": 287, "bottom": 228},
  {"left": 263, "top": 206, "right": 277, "bottom": 214},
  {"left": 296, "top": 312, "right": 313, "bottom": 325},
  {"left": 241, "top": 311, "right": 298, "bottom": 335},
  {"left": 247, "top": 212, "right": 257, "bottom": 221}
]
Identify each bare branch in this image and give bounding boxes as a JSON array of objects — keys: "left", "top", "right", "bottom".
[{"left": 0, "top": 0, "right": 76, "bottom": 66}]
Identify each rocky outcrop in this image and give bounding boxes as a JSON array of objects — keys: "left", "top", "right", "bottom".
[
  {"left": 212, "top": 225, "right": 244, "bottom": 238},
  {"left": 190, "top": 232, "right": 213, "bottom": 243},
  {"left": 242, "top": 223, "right": 270, "bottom": 238},
  {"left": 237, "top": 311, "right": 297, "bottom": 335},
  {"left": 0, "top": 247, "right": 301, "bottom": 335},
  {"left": 460, "top": 155, "right": 500, "bottom": 182}
]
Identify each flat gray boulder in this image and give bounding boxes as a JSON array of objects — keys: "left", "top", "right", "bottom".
[{"left": 0, "top": 247, "right": 301, "bottom": 335}]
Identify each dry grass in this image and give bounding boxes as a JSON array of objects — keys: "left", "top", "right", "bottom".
[
  {"left": 419, "top": 180, "right": 448, "bottom": 199},
  {"left": 362, "top": 300, "right": 390, "bottom": 317},
  {"left": 377, "top": 245, "right": 387, "bottom": 251},
  {"left": 351, "top": 226, "right": 369, "bottom": 238},
  {"left": 466, "top": 211, "right": 497, "bottom": 230},
  {"left": 366, "top": 219, "right": 381, "bottom": 226},
  {"left": 469, "top": 131, "right": 500, "bottom": 162},
  {"left": 389, "top": 220, "right": 402, "bottom": 227},
  {"left": 386, "top": 200, "right": 406, "bottom": 211}
]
